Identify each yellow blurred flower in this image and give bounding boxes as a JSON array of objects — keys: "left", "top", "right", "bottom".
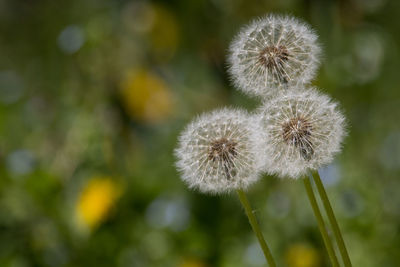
[
  {"left": 285, "top": 243, "right": 320, "bottom": 267},
  {"left": 179, "top": 259, "right": 207, "bottom": 267},
  {"left": 149, "top": 5, "right": 179, "bottom": 59},
  {"left": 122, "top": 2, "right": 179, "bottom": 61},
  {"left": 120, "top": 68, "right": 174, "bottom": 123},
  {"left": 76, "top": 177, "right": 121, "bottom": 229}
]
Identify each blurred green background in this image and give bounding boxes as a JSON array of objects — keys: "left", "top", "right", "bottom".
[{"left": 1, "top": 0, "right": 400, "bottom": 266}]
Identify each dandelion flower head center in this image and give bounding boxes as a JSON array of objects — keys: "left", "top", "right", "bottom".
[
  {"left": 208, "top": 137, "right": 238, "bottom": 178},
  {"left": 208, "top": 138, "right": 238, "bottom": 161},
  {"left": 258, "top": 45, "right": 290, "bottom": 74},
  {"left": 281, "top": 116, "right": 314, "bottom": 160}
]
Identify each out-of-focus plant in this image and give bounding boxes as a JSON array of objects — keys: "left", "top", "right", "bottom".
[
  {"left": 120, "top": 68, "right": 174, "bottom": 124},
  {"left": 75, "top": 176, "right": 121, "bottom": 230},
  {"left": 285, "top": 243, "right": 320, "bottom": 267}
]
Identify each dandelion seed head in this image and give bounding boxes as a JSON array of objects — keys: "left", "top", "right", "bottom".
[
  {"left": 228, "top": 14, "right": 321, "bottom": 98},
  {"left": 257, "top": 88, "right": 346, "bottom": 179},
  {"left": 175, "top": 108, "right": 263, "bottom": 194}
]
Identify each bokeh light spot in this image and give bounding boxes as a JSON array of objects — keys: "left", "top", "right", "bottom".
[
  {"left": 57, "top": 25, "right": 85, "bottom": 54},
  {"left": 6, "top": 149, "right": 35, "bottom": 176},
  {"left": 145, "top": 195, "right": 190, "bottom": 232}
]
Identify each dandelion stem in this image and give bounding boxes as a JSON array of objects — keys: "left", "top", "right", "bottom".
[
  {"left": 311, "top": 170, "right": 352, "bottom": 266},
  {"left": 303, "top": 177, "right": 339, "bottom": 267},
  {"left": 236, "top": 189, "right": 276, "bottom": 267}
]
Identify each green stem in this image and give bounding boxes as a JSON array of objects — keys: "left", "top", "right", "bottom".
[
  {"left": 311, "top": 170, "right": 352, "bottom": 266},
  {"left": 236, "top": 189, "right": 276, "bottom": 267},
  {"left": 303, "top": 177, "right": 340, "bottom": 267}
]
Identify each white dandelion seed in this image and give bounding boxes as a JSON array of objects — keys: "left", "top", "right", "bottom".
[
  {"left": 256, "top": 88, "right": 346, "bottom": 179},
  {"left": 175, "top": 108, "right": 263, "bottom": 194},
  {"left": 228, "top": 14, "right": 321, "bottom": 98}
]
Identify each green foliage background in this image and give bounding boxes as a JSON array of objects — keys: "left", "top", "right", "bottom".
[{"left": 1, "top": 0, "right": 400, "bottom": 266}]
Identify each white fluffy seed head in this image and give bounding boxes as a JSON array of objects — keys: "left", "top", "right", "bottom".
[
  {"left": 175, "top": 108, "right": 263, "bottom": 194},
  {"left": 228, "top": 14, "right": 321, "bottom": 98},
  {"left": 256, "top": 88, "right": 346, "bottom": 179}
]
